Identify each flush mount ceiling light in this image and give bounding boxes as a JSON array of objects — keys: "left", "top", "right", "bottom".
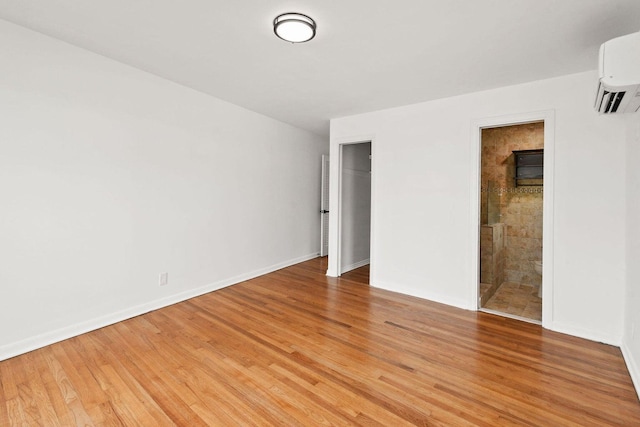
[{"left": 273, "top": 13, "right": 316, "bottom": 43}]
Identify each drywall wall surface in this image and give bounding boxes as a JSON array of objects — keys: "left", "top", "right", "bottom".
[
  {"left": 330, "top": 70, "right": 627, "bottom": 344},
  {"left": 623, "top": 115, "right": 640, "bottom": 398},
  {"left": 0, "top": 20, "right": 328, "bottom": 358}
]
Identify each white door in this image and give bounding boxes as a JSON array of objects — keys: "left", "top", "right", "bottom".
[{"left": 320, "top": 155, "right": 330, "bottom": 256}]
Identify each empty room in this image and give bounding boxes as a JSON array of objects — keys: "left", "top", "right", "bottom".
[{"left": 2, "top": 1, "right": 640, "bottom": 425}]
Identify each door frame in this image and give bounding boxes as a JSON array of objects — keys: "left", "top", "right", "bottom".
[
  {"left": 470, "top": 110, "right": 555, "bottom": 328},
  {"left": 326, "top": 137, "right": 375, "bottom": 279},
  {"left": 320, "top": 154, "right": 330, "bottom": 257}
]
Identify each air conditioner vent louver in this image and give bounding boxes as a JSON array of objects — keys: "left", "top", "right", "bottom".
[
  {"left": 597, "top": 90, "right": 626, "bottom": 113},
  {"left": 594, "top": 31, "right": 640, "bottom": 114}
]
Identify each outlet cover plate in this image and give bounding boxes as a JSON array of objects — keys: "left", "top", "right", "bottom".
[{"left": 159, "top": 272, "right": 168, "bottom": 286}]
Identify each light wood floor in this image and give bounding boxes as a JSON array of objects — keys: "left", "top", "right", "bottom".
[{"left": 1, "top": 257, "right": 639, "bottom": 426}]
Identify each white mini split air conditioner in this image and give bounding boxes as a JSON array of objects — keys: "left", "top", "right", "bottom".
[{"left": 594, "top": 31, "right": 640, "bottom": 114}]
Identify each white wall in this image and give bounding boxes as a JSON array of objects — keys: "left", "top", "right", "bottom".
[
  {"left": 0, "top": 20, "right": 328, "bottom": 360},
  {"left": 623, "top": 115, "right": 640, "bottom": 398},
  {"left": 340, "top": 143, "right": 371, "bottom": 272},
  {"left": 330, "top": 71, "right": 628, "bottom": 345}
]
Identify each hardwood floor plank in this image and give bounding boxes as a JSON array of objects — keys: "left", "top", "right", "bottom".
[
  {"left": 5, "top": 398, "right": 29, "bottom": 426},
  {"left": 1, "top": 257, "right": 639, "bottom": 425},
  {"left": 43, "top": 348, "right": 95, "bottom": 426},
  {"left": 95, "top": 401, "right": 125, "bottom": 427},
  {"left": 36, "top": 349, "right": 77, "bottom": 426},
  {"left": 22, "top": 351, "right": 61, "bottom": 427},
  {"left": 0, "top": 365, "right": 10, "bottom": 427}
]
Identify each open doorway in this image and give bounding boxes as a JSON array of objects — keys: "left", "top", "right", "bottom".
[
  {"left": 478, "top": 122, "right": 544, "bottom": 323},
  {"left": 339, "top": 142, "right": 371, "bottom": 274},
  {"left": 326, "top": 138, "right": 374, "bottom": 283},
  {"left": 471, "top": 110, "right": 555, "bottom": 328}
]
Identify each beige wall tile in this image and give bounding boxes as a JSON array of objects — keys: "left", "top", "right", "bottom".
[{"left": 480, "top": 122, "right": 544, "bottom": 287}]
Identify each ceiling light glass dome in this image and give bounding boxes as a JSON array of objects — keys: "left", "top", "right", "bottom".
[{"left": 273, "top": 13, "right": 316, "bottom": 43}]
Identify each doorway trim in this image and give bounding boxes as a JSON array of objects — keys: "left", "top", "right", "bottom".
[
  {"left": 320, "top": 155, "right": 330, "bottom": 257},
  {"left": 470, "top": 110, "right": 555, "bottom": 328},
  {"left": 327, "top": 136, "right": 376, "bottom": 279}
]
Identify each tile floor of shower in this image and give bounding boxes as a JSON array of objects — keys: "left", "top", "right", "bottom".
[{"left": 480, "top": 282, "right": 542, "bottom": 322}]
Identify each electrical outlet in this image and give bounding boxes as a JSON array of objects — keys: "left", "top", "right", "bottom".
[{"left": 159, "top": 272, "right": 168, "bottom": 286}]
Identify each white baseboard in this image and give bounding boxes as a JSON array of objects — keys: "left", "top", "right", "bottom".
[
  {"left": 340, "top": 258, "right": 370, "bottom": 274},
  {"left": 621, "top": 340, "right": 640, "bottom": 401},
  {"left": 548, "top": 320, "right": 621, "bottom": 347},
  {"left": 0, "top": 253, "right": 318, "bottom": 361}
]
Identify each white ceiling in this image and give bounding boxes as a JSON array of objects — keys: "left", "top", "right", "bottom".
[{"left": 1, "top": 1, "right": 640, "bottom": 136}]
